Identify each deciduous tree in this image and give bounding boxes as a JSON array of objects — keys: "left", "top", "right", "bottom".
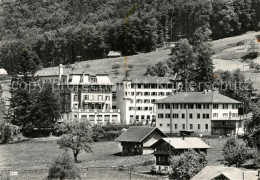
[{"left": 58, "top": 120, "right": 93, "bottom": 162}]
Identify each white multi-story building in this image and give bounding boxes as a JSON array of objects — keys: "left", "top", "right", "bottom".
[
  {"left": 156, "top": 91, "right": 243, "bottom": 135},
  {"left": 37, "top": 64, "right": 121, "bottom": 125},
  {"left": 116, "top": 71, "right": 177, "bottom": 125}
]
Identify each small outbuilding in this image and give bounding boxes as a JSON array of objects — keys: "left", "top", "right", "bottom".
[
  {"left": 107, "top": 51, "right": 121, "bottom": 58},
  {"left": 0, "top": 68, "right": 8, "bottom": 76},
  {"left": 150, "top": 137, "right": 211, "bottom": 173},
  {"left": 115, "top": 126, "right": 167, "bottom": 155},
  {"left": 191, "top": 166, "right": 260, "bottom": 180}
]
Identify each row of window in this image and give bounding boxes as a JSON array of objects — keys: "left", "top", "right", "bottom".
[
  {"left": 69, "top": 77, "right": 97, "bottom": 83},
  {"left": 124, "top": 84, "right": 174, "bottom": 89},
  {"left": 130, "top": 115, "right": 156, "bottom": 120},
  {"left": 73, "top": 95, "right": 111, "bottom": 101},
  {"left": 125, "top": 91, "right": 171, "bottom": 97},
  {"left": 130, "top": 99, "right": 157, "bottom": 104},
  {"left": 158, "top": 104, "right": 210, "bottom": 110},
  {"left": 43, "top": 79, "right": 59, "bottom": 83},
  {"left": 157, "top": 103, "right": 239, "bottom": 110},
  {"left": 129, "top": 107, "right": 153, "bottom": 111},
  {"left": 213, "top": 113, "right": 238, "bottom": 118},
  {"left": 158, "top": 113, "right": 210, "bottom": 119},
  {"left": 159, "top": 123, "right": 209, "bottom": 131}
]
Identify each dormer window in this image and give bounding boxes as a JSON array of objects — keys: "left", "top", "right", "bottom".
[{"left": 90, "top": 77, "right": 97, "bottom": 83}]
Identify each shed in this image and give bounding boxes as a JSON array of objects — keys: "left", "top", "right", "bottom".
[
  {"left": 115, "top": 126, "right": 167, "bottom": 155},
  {"left": 107, "top": 51, "right": 121, "bottom": 58}
]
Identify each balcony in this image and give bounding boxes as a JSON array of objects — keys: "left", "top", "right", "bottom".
[
  {"left": 83, "top": 99, "right": 108, "bottom": 103},
  {"left": 72, "top": 109, "right": 120, "bottom": 113}
]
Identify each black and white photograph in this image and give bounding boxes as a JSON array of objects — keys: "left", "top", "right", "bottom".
[{"left": 0, "top": 0, "right": 260, "bottom": 179}]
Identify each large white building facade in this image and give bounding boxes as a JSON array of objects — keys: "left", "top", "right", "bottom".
[
  {"left": 156, "top": 91, "right": 243, "bottom": 136},
  {"left": 37, "top": 64, "right": 120, "bottom": 125},
  {"left": 116, "top": 71, "right": 177, "bottom": 125}
]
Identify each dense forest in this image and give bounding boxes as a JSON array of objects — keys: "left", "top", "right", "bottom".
[{"left": 0, "top": 0, "right": 259, "bottom": 74}]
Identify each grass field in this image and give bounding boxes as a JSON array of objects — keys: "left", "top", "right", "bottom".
[
  {"left": 0, "top": 138, "right": 248, "bottom": 180},
  {"left": 69, "top": 31, "right": 260, "bottom": 88}
]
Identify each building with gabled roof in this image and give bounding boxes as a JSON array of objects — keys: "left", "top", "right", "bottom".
[
  {"left": 191, "top": 166, "right": 260, "bottom": 180},
  {"left": 155, "top": 91, "right": 243, "bottom": 136},
  {"left": 115, "top": 126, "right": 167, "bottom": 155},
  {"left": 150, "top": 137, "right": 211, "bottom": 174}
]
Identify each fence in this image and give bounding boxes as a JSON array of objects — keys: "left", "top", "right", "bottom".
[
  {"left": 112, "top": 167, "right": 169, "bottom": 180},
  {"left": 1, "top": 166, "right": 169, "bottom": 180}
]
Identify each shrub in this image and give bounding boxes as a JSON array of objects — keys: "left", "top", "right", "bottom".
[
  {"left": 253, "top": 151, "right": 260, "bottom": 168},
  {"left": 22, "top": 124, "right": 51, "bottom": 138},
  {"left": 128, "top": 64, "right": 133, "bottom": 69},
  {"left": 104, "top": 131, "right": 121, "bottom": 141},
  {"left": 92, "top": 125, "right": 106, "bottom": 142},
  {"left": 249, "top": 61, "right": 256, "bottom": 69},
  {"left": 114, "top": 70, "right": 119, "bottom": 76},
  {"left": 2, "top": 125, "right": 11, "bottom": 144},
  {"left": 222, "top": 137, "right": 249, "bottom": 167},
  {"left": 85, "top": 64, "right": 91, "bottom": 68},
  {"left": 46, "top": 151, "right": 80, "bottom": 180},
  {"left": 169, "top": 149, "right": 207, "bottom": 180},
  {"left": 111, "top": 64, "right": 120, "bottom": 69}
]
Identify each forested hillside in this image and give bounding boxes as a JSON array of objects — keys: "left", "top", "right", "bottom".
[{"left": 0, "top": 0, "right": 259, "bottom": 74}]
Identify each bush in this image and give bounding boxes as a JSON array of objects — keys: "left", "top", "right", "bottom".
[
  {"left": 47, "top": 151, "right": 80, "bottom": 180},
  {"left": 222, "top": 137, "right": 249, "bottom": 167},
  {"left": 104, "top": 131, "right": 122, "bottom": 141},
  {"left": 2, "top": 125, "right": 11, "bottom": 144},
  {"left": 92, "top": 125, "right": 106, "bottom": 142},
  {"left": 128, "top": 64, "right": 133, "bottom": 69},
  {"left": 111, "top": 64, "right": 120, "bottom": 69},
  {"left": 114, "top": 70, "right": 119, "bottom": 76},
  {"left": 253, "top": 151, "right": 260, "bottom": 168},
  {"left": 22, "top": 125, "right": 51, "bottom": 138},
  {"left": 169, "top": 149, "right": 207, "bottom": 179}
]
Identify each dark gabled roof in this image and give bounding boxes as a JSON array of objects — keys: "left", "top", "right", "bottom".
[
  {"left": 115, "top": 126, "right": 167, "bottom": 143},
  {"left": 156, "top": 92, "right": 241, "bottom": 104}
]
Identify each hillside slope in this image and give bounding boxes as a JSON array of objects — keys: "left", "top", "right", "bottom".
[{"left": 38, "top": 31, "right": 260, "bottom": 88}]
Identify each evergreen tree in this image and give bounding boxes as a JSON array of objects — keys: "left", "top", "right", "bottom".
[
  {"left": 9, "top": 48, "right": 41, "bottom": 128},
  {"left": 29, "top": 83, "right": 61, "bottom": 130}
]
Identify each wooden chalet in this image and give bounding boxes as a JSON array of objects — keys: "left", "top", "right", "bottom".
[
  {"left": 150, "top": 137, "right": 211, "bottom": 173},
  {"left": 115, "top": 126, "right": 167, "bottom": 155}
]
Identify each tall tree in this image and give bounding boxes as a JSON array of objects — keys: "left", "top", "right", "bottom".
[
  {"left": 29, "top": 83, "right": 61, "bottom": 130},
  {"left": 58, "top": 120, "right": 93, "bottom": 162},
  {"left": 9, "top": 48, "right": 41, "bottom": 128},
  {"left": 167, "top": 39, "right": 196, "bottom": 91}
]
